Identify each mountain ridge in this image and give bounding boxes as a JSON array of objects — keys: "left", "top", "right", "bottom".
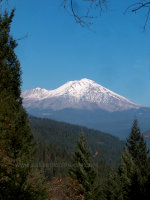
[{"left": 22, "top": 78, "right": 144, "bottom": 112}]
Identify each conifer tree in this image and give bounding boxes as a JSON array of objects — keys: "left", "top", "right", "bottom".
[
  {"left": 69, "top": 133, "right": 99, "bottom": 200},
  {"left": 0, "top": 7, "right": 47, "bottom": 200},
  {"left": 127, "top": 120, "right": 149, "bottom": 169},
  {"left": 116, "top": 120, "right": 150, "bottom": 200},
  {"left": 103, "top": 120, "right": 150, "bottom": 200},
  {"left": 125, "top": 119, "right": 150, "bottom": 199},
  {"left": 102, "top": 168, "right": 123, "bottom": 200},
  {"left": 119, "top": 147, "right": 136, "bottom": 200}
]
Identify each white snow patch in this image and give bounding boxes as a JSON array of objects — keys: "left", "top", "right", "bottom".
[{"left": 22, "top": 78, "right": 143, "bottom": 112}]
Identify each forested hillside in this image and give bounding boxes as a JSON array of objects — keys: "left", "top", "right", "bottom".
[
  {"left": 30, "top": 115, "right": 125, "bottom": 165},
  {"left": 29, "top": 116, "right": 125, "bottom": 179}
]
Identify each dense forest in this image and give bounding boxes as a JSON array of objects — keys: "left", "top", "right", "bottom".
[
  {"left": 30, "top": 115, "right": 124, "bottom": 164},
  {"left": 30, "top": 115, "right": 125, "bottom": 181}
]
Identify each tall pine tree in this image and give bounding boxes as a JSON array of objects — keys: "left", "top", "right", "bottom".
[
  {"left": 102, "top": 168, "right": 123, "bottom": 200},
  {"left": 0, "top": 7, "right": 47, "bottom": 200},
  {"left": 103, "top": 120, "right": 150, "bottom": 200},
  {"left": 117, "top": 119, "right": 150, "bottom": 200},
  {"left": 69, "top": 133, "right": 99, "bottom": 200},
  {"left": 125, "top": 119, "right": 150, "bottom": 199},
  {"left": 127, "top": 120, "right": 149, "bottom": 173},
  {"left": 118, "top": 147, "right": 136, "bottom": 200}
]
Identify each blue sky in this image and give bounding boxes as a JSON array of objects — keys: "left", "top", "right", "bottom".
[{"left": 8, "top": 0, "right": 150, "bottom": 106}]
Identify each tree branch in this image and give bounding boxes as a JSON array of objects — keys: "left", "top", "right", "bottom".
[
  {"left": 124, "top": 1, "right": 150, "bottom": 30},
  {"left": 62, "top": 0, "right": 106, "bottom": 27}
]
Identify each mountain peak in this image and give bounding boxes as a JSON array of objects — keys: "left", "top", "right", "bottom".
[
  {"left": 22, "top": 78, "right": 143, "bottom": 112},
  {"left": 79, "top": 78, "right": 95, "bottom": 83},
  {"left": 35, "top": 87, "right": 42, "bottom": 90}
]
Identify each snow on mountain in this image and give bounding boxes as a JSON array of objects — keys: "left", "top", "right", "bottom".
[{"left": 22, "top": 78, "right": 143, "bottom": 112}]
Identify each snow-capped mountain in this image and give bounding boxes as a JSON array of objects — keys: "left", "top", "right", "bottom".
[
  {"left": 22, "top": 78, "right": 150, "bottom": 139},
  {"left": 22, "top": 78, "right": 142, "bottom": 112}
]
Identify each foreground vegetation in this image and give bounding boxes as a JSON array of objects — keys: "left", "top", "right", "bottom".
[{"left": 41, "top": 120, "right": 150, "bottom": 200}]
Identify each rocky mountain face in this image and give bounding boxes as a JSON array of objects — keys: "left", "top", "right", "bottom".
[{"left": 22, "top": 78, "right": 150, "bottom": 139}]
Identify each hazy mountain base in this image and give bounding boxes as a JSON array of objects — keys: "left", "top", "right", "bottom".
[{"left": 27, "top": 107, "right": 150, "bottom": 139}]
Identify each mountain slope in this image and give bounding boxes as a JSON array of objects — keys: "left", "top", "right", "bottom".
[
  {"left": 22, "top": 78, "right": 143, "bottom": 112},
  {"left": 30, "top": 116, "right": 125, "bottom": 166}
]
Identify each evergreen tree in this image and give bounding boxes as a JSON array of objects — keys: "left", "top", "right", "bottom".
[
  {"left": 69, "top": 133, "right": 99, "bottom": 200},
  {"left": 119, "top": 148, "right": 136, "bottom": 200},
  {"left": 103, "top": 120, "right": 150, "bottom": 200},
  {"left": 0, "top": 7, "right": 47, "bottom": 200},
  {"left": 102, "top": 168, "right": 123, "bottom": 200},
  {"left": 127, "top": 120, "right": 149, "bottom": 169},
  {"left": 114, "top": 120, "right": 150, "bottom": 200},
  {"left": 126, "top": 119, "right": 150, "bottom": 199}
]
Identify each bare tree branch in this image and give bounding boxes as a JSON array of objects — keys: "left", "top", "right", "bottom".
[
  {"left": 143, "top": 7, "right": 150, "bottom": 30},
  {"left": 63, "top": 0, "right": 150, "bottom": 29},
  {"left": 124, "top": 1, "right": 150, "bottom": 30},
  {"left": 62, "top": 0, "right": 106, "bottom": 27}
]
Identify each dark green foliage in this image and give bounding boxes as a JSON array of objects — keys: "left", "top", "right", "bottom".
[
  {"left": 125, "top": 119, "right": 150, "bottom": 199},
  {"left": 115, "top": 119, "right": 150, "bottom": 200},
  {"left": 0, "top": 8, "right": 47, "bottom": 200},
  {"left": 127, "top": 120, "right": 150, "bottom": 173},
  {"left": 102, "top": 168, "right": 123, "bottom": 200},
  {"left": 35, "top": 143, "right": 70, "bottom": 180},
  {"left": 102, "top": 120, "right": 150, "bottom": 200},
  {"left": 69, "top": 133, "right": 99, "bottom": 200},
  {"left": 118, "top": 148, "right": 136, "bottom": 200},
  {"left": 120, "top": 163, "right": 150, "bottom": 200},
  {"left": 30, "top": 115, "right": 124, "bottom": 185},
  {"left": 30, "top": 116, "right": 125, "bottom": 167},
  {"left": 96, "top": 159, "right": 110, "bottom": 185},
  {"left": 0, "top": 10, "right": 22, "bottom": 103},
  {"left": 118, "top": 120, "right": 150, "bottom": 200}
]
